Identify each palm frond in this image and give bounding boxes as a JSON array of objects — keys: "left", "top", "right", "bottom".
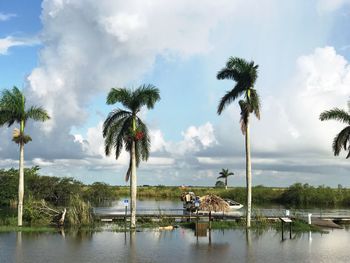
[
  {"left": 103, "top": 116, "right": 130, "bottom": 157},
  {"left": 26, "top": 106, "right": 50, "bottom": 122},
  {"left": 239, "top": 100, "right": 249, "bottom": 134},
  {"left": 217, "top": 85, "right": 245, "bottom": 115},
  {"left": 136, "top": 117, "right": 151, "bottom": 161},
  {"left": 106, "top": 88, "right": 133, "bottom": 108},
  {"left": 0, "top": 86, "right": 25, "bottom": 126},
  {"left": 217, "top": 57, "right": 260, "bottom": 115},
  {"left": 332, "top": 126, "right": 350, "bottom": 157},
  {"left": 133, "top": 84, "right": 161, "bottom": 110},
  {"left": 217, "top": 68, "right": 240, "bottom": 81},
  {"left": 320, "top": 108, "right": 350, "bottom": 124},
  {"left": 103, "top": 109, "right": 131, "bottom": 137},
  {"left": 217, "top": 168, "right": 234, "bottom": 179},
  {"left": 249, "top": 89, "right": 261, "bottom": 120}
]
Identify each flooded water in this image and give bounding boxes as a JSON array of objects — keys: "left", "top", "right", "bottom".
[
  {"left": 94, "top": 198, "right": 350, "bottom": 219},
  {"left": 1, "top": 227, "right": 350, "bottom": 262}
]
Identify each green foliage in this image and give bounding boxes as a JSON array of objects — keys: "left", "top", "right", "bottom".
[
  {"left": 66, "top": 195, "right": 93, "bottom": 226},
  {"left": 83, "top": 182, "right": 115, "bottom": 205},
  {"left": 0, "top": 167, "right": 118, "bottom": 207},
  {"left": 215, "top": 181, "right": 225, "bottom": 188},
  {"left": 0, "top": 168, "right": 18, "bottom": 206},
  {"left": 23, "top": 197, "right": 54, "bottom": 225},
  {"left": 320, "top": 101, "right": 350, "bottom": 158},
  {"left": 0, "top": 86, "right": 50, "bottom": 135},
  {"left": 103, "top": 85, "right": 160, "bottom": 181},
  {"left": 217, "top": 169, "right": 234, "bottom": 179},
  {"left": 216, "top": 57, "right": 260, "bottom": 120},
  {"left": 278, "top": 183, "right": 350, "bottom": 207}
]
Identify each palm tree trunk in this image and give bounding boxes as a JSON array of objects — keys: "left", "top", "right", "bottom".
[
  {"left": 130, "top": 139, "right": 137, "bottom": 228},
  {"left": 245, "top": 118, "right": 252, "bottom": 228},
  {"left": 18, "top": 141, "right": 24, "bottom": 227},
  {"left": 225, "top": 178, "right": 228, "bottom": 190}
]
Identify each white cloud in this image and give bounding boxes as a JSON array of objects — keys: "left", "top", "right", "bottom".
[
  {"left": 0, "top": 13, "right": 16, "bottom": 21},
  {"left": 317, "top": 0, "right": 350, "bottom": 12},
  {"left": 0, "top": 36, "right": 38, "bottom": 55}
]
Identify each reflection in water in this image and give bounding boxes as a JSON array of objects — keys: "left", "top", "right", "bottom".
[
  {"left": 15, "top": 231, "right": 22, "bottom": 263},
  {"left": 245, "top": 228, "right": 255, "bottom": 263},
  {"left": 129, "top": 230, "right": 136, "bottom": 263},
  {"left": 1, "top": 227, "right": 350, "bottom": 263}
]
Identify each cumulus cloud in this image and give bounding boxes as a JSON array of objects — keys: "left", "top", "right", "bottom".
[
  {"left": 196, "top": 46, "right": 350, "bottom": 186},
  {"left": 18, "top": 0, "right": 240, "bottom": 162},
  {"left": 1, "top": 1, "right": 350, "bottom": 186}
]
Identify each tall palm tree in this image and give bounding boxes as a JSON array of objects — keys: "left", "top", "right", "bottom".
[
  {"left": 320, "top": 101, "right": 350, "bottom": 158},
  {"left": 103, "top": 84, "right": 160, "bottom": 228},
  {"left": 0, "top": 86, "right": 50, "bottom": 226},
  {"left": 217, "top": 168, "right": 234, "bottom": 190},
  {"left": 217, "top": 57, "right": 261, "bottom": 228}
]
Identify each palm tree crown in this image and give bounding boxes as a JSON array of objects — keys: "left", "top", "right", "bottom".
[
  {"left": 217, "top": 57, "right": 260, "bottom": 133},
  {"left": 103, "top": 84, "right": 160, "bottom": 180},
  {"left": 217, "top": 168, "right": 234, "bottom": 179},
  {"left": 320, "top": 101, "right": 350, "bottom": 158},
  {"left": 0, "top": 86, "right": 50, "bottom": 142}
]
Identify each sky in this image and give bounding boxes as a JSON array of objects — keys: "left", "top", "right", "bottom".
[{"left": 0, "top": 0, "right": 350, "bottom": 187}]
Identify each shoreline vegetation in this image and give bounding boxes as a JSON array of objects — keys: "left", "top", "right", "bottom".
[
  {"left": 0, "top": 166, "right": 350, "bottom": 233},
  {"left": 2, "top": 167, "right": 350, "bottom": 209}
]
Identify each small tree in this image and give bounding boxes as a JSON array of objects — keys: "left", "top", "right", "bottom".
[
  {"left": 215, "top": 180, "right": 225, "bottom": 188},
  {"left": 217, "top": 168, "right": 234, "bottom": 190},
  {"left": 103, "top": 85, "right": 160, "bottom": 228},
  {"left": 217, "top": 57, "right": 261, "bottom": 228},
  {"left": 0, "top": 87, "right": 50, "bottom": 226}
]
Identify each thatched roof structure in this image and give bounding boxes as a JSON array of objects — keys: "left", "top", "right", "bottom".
[{"left": 199, "top": 194, "right": 229, "bottom": 212}]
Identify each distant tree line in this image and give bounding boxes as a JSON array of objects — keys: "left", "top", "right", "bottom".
[{"left": 1, "top": 167, "right": 350, "bottom": 208}]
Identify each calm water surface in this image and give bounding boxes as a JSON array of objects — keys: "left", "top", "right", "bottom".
[
  {"left": 94, "top": 198, "right": 350, "bottom": 218},
  {"left": 1, "top": 228, "right": 350, "bottom": 263}
]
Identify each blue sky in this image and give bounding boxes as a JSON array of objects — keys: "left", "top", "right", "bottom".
[{"left": 0, "top": 0, "right": 350, "bottom": 187}]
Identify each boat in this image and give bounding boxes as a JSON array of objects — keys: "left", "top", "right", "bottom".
[
  {"left": 223, "top": 198, "right": 244, "bottom": 210},
  {"left": 181, "top": 192, "right": 243, "bottom": 215}
]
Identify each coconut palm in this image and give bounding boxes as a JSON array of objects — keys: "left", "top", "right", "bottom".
[
  {"left": 217, "top": 168, "right": 234, "bottom": 190},
  {"left": 103, "top": 85, "right": 160, "bottom": 228},
  {"left": 0, "top": 86, "right": 50, "bottom": 226},
  {"left": 320, "top": 101, "right": 350, "bottom": 158},
  {"left": 217, "top": 57, "right": 261, "bottom": 228}
]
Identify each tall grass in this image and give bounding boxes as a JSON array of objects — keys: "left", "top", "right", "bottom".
[{"left": 66, "top": 195, "right": 93, "bottom": 226}]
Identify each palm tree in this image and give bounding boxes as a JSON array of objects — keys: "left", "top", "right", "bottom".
[
  {"left": 217, "top": 168, "right": 234, "bottom": 190},
  {"left": 0, "top": 86, "right": 50, "bottom": 226},
  {"left": 320, "top": 101, "right": 350, "bottom": 158},
  {"left": 217, "top": 57, "right": 261, "bottom": 228},
  {"left": 103, "top": 84, "right": 160, "bottom": 228}
]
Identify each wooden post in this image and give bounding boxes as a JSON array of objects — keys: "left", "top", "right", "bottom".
[
  {"left": 125, "top": 206, "right": 127, "bottom": 224},
  {"left": 209, "top": 211, "right": 212, "bottom": 230},
  {"left": 58, "top": 208, "right": 66, "bottom": 226},
  {"left": 281, "top": 220, "right": 284, "bottom": 240},
  {"left": 289, "top": 222, "right": 292, "bottom": 239}
]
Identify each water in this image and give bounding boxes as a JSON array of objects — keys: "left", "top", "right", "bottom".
[
  {"left": 1, "top": 228, "right": 350, "bottom": 262},
  {"left": 94, "top": 198, "right": 350, "bottom": 218}
]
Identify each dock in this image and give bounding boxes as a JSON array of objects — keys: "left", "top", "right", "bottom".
[{"left": 94, "top": 210, "right": 350, "bottom": 228}]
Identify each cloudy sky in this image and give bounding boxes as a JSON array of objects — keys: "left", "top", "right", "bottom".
[{"left": 0, "top": 0, "right": 350, "bottom": 187}]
